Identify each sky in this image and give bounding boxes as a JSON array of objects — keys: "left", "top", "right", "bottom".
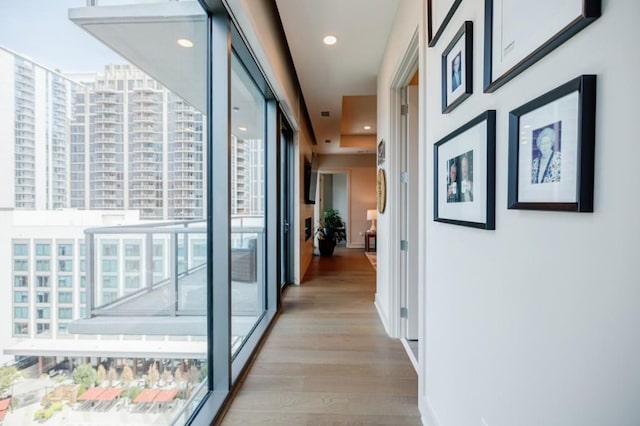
[{"left": 0, "top": 0, "right": 125, "bottom": 73}]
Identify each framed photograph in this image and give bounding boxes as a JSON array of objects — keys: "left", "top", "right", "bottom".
[
  {"left": 442, "top": 21, "right": 473, "bottom": 113},
  {"left": 483, "top": 0, "right": 600, "bottom": 93},
  {"left": 508, "top": 75, "right": 596, "bottom": 212},
  {"left": 377, "top": 139, "right": 385, "bottom": 165},
  {"left": 428, "top": 0, "right": 462, "bottom": 47},
  {"left": 434, "top": 110, "right": 496, "bottom": 229}
]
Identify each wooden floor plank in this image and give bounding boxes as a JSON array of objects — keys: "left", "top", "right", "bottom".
[{"left": 219, "top": 247, "right": 421, "bottom": 425}]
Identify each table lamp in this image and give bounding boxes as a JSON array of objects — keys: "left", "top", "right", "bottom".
[{"left": 367, "top": 209, "right": 377, "bottom": 233}]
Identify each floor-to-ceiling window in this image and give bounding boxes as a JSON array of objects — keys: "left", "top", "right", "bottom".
[{"left": 0, "top": 2, "right": 284, "bottom": 425}]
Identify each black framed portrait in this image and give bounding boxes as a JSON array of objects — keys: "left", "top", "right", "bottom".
[
  {"left": 427, "top": 0, "right": 462, "bottom": 47},
  {"left": 508, "top": 75, "right": 596, "bottom": 212},
  {"left": 483, "top": 0, "right": 600, "bottom": 93},
  {"left": 434, "top": 110, "right": 496, "bottom": 229},
  {"left": 442, "top": 21, "right": 473, "bottom": 113}
]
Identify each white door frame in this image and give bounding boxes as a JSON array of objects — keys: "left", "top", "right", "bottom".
[{"left": 387, "top": 29, "right": 419, "bottom": 339}]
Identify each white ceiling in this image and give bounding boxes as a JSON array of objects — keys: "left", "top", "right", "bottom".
[{"left": 275, "top": 0, "right": 400, "bottom": 154}]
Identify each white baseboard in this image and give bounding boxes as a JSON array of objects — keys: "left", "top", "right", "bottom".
[
  {"left": 400, "top": 338, "right": 419, "bottom": 373},
  {"left": 374, "top": 294, "right": 392, "bottom": 336},
  {"left": 347, "top": 242, "right": 365, "bottom": 248}
]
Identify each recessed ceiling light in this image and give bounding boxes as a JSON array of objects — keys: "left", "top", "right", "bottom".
[
  {"left": 238, "top": 127, "right": 247, "bottom": 132},
  {"left": 323, "top": 35, "right": 337, "bottom": 46},
  {"left": 177, "top": 38, "right": 194, "bottom": 48},
  {"left": 363, "top": 125, "right": 372, "bottom": 130}
]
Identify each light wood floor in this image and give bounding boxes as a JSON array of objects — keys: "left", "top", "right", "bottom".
[{"left": 219, "top": 247, "right": 422, "bottom": 425}]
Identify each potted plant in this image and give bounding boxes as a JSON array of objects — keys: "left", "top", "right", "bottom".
[{"left": 316, "top": 209, "right": 346, "bottom": 257}]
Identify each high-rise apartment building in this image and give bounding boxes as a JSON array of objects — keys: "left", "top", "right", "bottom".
[
  {"left": 0, "top": 46, "right": 81, "bottom": 211},
  {"left": 68, "top": 65, "right": 206, "bottom": 220}
]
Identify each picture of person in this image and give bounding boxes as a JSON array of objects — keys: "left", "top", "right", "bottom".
[
  {"left": 446, "top": 158, "right": 459, "bottom": 203},
  {"left": 531, "top": 122, "right": 562, "bottom": 184},
  {"left": 460, "top": 151, "right": 473, "bottom": 202},
  {"left": 451, "top": 52, "right": 462, "bottom": 92}
]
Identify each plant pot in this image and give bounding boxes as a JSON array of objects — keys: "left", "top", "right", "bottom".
[{"left": 318, "top": 238, "right": 336, "bottom": 257}]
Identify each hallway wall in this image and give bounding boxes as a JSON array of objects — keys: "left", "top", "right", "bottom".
[
  {"left": 412, "top": 1, "right": 639, "bottom": 425},
  {"left": 375, "top": 0, "right": 640, "bottom": 425}
]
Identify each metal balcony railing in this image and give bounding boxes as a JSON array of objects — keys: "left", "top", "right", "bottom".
[{"left": 82, "top": 218, "right": 265, "bottom": 319}]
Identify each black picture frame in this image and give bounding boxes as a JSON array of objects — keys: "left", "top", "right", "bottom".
[
  {"left": 428, "top": 0, "right": 462, "bottom": 47},
  {"left": 434, "top": 110, "right": 496, "bottom": 229},
  {"left": 377, "top": 139, "right": 385, "bottom": 165},
  {"left": 442, "top": 21, "right": 473, "bottom": 114},
  {"left": 508, "top": 75, "right": 596, "bottom": 212},
  {"left": 483, "top": 0, "right": 601, "bottom": 93}
]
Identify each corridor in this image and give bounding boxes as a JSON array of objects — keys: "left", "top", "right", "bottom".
[{"left": 220, "top": 247, "right": 421, "bottom": 425}]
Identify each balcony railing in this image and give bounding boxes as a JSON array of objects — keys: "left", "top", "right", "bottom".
[{"left": 70, "top": 218, "right": 265, "bottom": 336}]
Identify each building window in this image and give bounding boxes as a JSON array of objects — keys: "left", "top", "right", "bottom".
[
  {"left": 153, "top": 243, "right": 164, "bottom": 257},
  {"left": 59, "top": 308, "right": 73, "bottom": 320},
  {"left": 36, "top": 323, "right": 51, "bottom": 335},
  {"left": 36, "top": 276, "right": 50, "bottom": 288},
  {"left": 58, "top": 275, "right": 73, "bottom": 288},
  {"left": 58, "top": 260, "right": 72, "bottom": 272},
  {"left": 80, "top": 276, "right": 86, "bottom": 288},
  {"left": 125, "top": 243, "right": 140, "bottom": 256},
  {"left": 36, "top": 307, "right": 50, "bottom": 319},
  {"left": 102, "top": 276, "right": 118, "bottom": 288},
  {"left": 58, "top": 243, "right": 73, "bottom": 256},
  {"left": 102, "top": 292, "right": 117, "bottom": 304},
  {"left": 13, "top": 243, "right": 28, "bottom": 256},
  {"left": 58, "top": 291, "right": 73, "bottom": 304},
  {"left": 102, "top": 243, "right": 118, "bottom": 256},
  {"left": 125, "top": 276, "right": 140, "bottom": 289},
  {"left": 36, "top": 243, "right": 51, "bottom": 256},
  {"left": 14, "top": 276, "right": 28, "bottom": 287},
  {"left": 102, "top": 259, "right": 117, "bottom": 272},
  {"left": 14, "top": 307, "right": 28, "bottom": 319},
  {"left": 36, "top": 292, "right": 50, "bottom": 304},
  {"left": 14, "top": 260, "right": 28, "bottom": 271},
  {"left": 58, "top": 323, "right": 68, "bottom": 333},
  {"left": 14, "top": 323, "right": 28, "bottom": 336},
  {"left": 36, "top": 260, "right": 50, "bottom": 271},
  {"left": 14, "top": 292, "right": 28, "bottom": 303},
  {"left": 125, "top": 259, "right": 140, "bottom": 272}
]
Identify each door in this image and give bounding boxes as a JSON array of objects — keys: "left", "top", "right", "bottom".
[
  {"left": 400, "top": 83, "right": 419, "bottom": 340},
  {"left": 279, "top": 121, "right": 293, "bottom": 288}
]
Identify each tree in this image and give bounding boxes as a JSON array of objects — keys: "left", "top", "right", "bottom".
[
  {"left": 107, "top": 366, "right": 118, "bottom": 386},
  {"left": 97, "top": 364, "right": 106, "bottom": 385},
  {"left": 121, "top": 365, "right": 134, "bottom": 386},
  {"left": 72, "top": 364, "right": 98, "bottom": 389},
  {"left": 174, "top": 368, "right": 184, "bottom": 386},
  {"left": 0, "top": 366, "right": 20, "bottom": 396},
  {"left": 161, "top": 368, "right": 173, "bottom": 384},
  {"left": 145, "top": 362, "right": 159, "bottom": 388}
]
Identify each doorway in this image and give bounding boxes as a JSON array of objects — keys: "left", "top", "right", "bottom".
[
  {"left": 390, "top": 30, "right": 420, "bottom": 368},
  {"left": 316, "top": 171, "right": 349, "bottom": 248}
]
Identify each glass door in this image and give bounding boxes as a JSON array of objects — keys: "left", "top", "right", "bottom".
[{"left": 280, "top": 120, "right": 293, "bottom": 288}]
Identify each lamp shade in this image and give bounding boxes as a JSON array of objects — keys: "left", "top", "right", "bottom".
[{"left": 367, "top": 209, "right": 377, "bottom": 221}]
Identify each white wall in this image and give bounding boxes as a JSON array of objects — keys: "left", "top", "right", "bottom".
[
  {"left": 332, "top": 173, "right": 347, "bottom": 230},
  {"left": 411, "top": 1, "right": 640, "bottom": 425}
]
